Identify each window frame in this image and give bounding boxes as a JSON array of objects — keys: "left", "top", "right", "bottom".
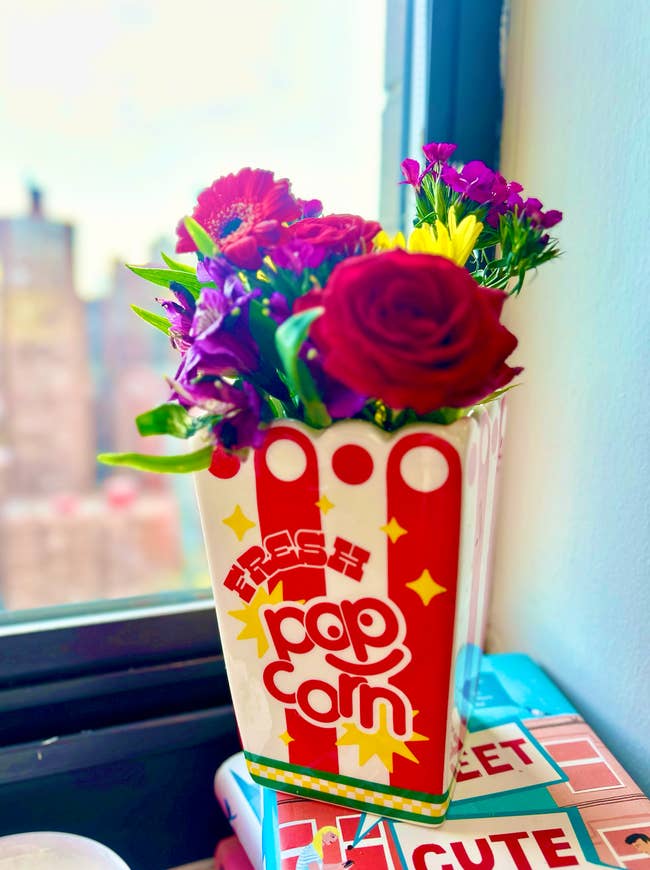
[{"left": 0, "top": 591, "right": 218, "bottom": 687}]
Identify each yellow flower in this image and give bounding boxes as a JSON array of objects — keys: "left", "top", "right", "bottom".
[
  {"left": 407, "top": 207, "right": 483, "bottom": 266},
  {"left": 373, "top": 229, "right": 406, "bottom": 251}
]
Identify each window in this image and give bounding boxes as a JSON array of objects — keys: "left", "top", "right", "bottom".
[{"left": 0, "top": 0, "right": 387, "bottom": 618}]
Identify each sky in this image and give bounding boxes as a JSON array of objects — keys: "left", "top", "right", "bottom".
[{"left": 0, "top": 0, "right": 387, "bottom": 298}]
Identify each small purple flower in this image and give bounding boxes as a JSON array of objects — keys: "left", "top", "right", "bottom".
[
  {"left": 489, "top": 173, "right": 521, "bottom": 208},
  {"left": 485, "top": 208, "right": 502, "bottom": 229},
  {"left": 522, "top": 198, "right": 563, "bottom": 229},
  {"left": 505, "top": 190, "right": 524, "bottom": 210},
  {"left": 486, "top": 183, "right": 526, "bottom": 227},
  {"left": 422, "top": 142, "right": 457, "bottom": 164},
  {"left": 522, "top": 197, "right": 543, "bottom": 220},
  {"left": 296, "top": 198, "right": 324, "bottom": 219},
  {"left": 400, "top": 158, "right": 422, "bottom": 188},
  {"left": 540, "top": 209, "right": 563, "bottom": 229},
  {"left": 442, "top": 160, "right": 497, "bottom": 204},
  {"left": 272, "top": 239, "right": 327, "bottom": 273}
]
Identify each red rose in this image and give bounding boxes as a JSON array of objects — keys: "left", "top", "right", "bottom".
[
  {"left": 310, "top": 250, "right": 522, "bottom": 412},
  {"left": 288, "top": 213, "right": 381, "bottom": 256}
]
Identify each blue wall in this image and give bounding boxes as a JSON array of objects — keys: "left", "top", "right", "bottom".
[{"left": 491, "top": 0, "right": 650, "bottom": 792}]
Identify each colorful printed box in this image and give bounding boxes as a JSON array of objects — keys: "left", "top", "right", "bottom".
[{"left": 214, "top": 654, "right": 650, "bottom": 870}]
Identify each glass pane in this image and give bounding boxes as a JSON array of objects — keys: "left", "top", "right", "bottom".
[{"left": 0, "top": 0, "right": 387, "bottom": 614}]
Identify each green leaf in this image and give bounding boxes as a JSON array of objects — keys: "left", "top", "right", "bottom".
[
  {"left": 267, "top": 395, "right": 288, "bottom": 419},
  {"left": 275, "top": 307, "right": 331, "bottom": 429},
  {"left": 248, "top": 298, "right": 283, "bottom": 371},
  {"left": 161, "top": 252, "right": 196, "bottom": 273},
  {"left": 473, "top": 384, "right": 519, "bottom": 406},
  {"left": 136, "top": 403, "right": 198, "bottom": 438},
  {"left": 184, "top": 217, "right": 218, "bottom": 258},
  {"left": 97, "top": 445, "right": 213, "bottom": 474},
  {"left": 130, "top": 305, "right": 170, "bottom": 335},
  {"left": 127, "top": 265, "right": 203, "bottom": 298},
  {"left": 420, "top": 407, "right": 466, "bottom": 425}
]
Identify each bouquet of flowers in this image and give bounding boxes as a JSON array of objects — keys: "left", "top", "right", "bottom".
[{"left": 99, "top": 143, "right": 561, "bottom": 475}]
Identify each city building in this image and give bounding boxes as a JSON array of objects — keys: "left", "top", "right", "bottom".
[
  {"left": 0, "top": 190, "right": 184, "bottom": 612},
  {"left": 0, "top": 187, "right": 94, "bottom": 496}
]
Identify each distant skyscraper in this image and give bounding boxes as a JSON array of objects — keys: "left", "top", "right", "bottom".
[
  {"left": 0, "top": 188, "right": 94, "bottom": 496},
  {"left": 0, "top": 191, "right": 185, "bottom": 613}
]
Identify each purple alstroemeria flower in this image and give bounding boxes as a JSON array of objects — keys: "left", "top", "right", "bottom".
[
  {"left": 170, "top": 323, "right": 259, "bottom": 408},
  {"left": 211, "top": 381, "right": 265, "bottom": 450},
  {"left": 422, "top": 142, "right": 457, "bottom": 164},
  {"left": 196, "top": 255, "right": 239, "bottom": 287},
  {"left": 272, "top": 239, "right": 327, "bottom": 274},
  {"left": 265, "top": 291, "right": 291, "bottom": 325},
  {"left": 167, "top": 276, "right": 260, "bottom": 407},
  {"left": 190, "top": 277, "right": 255, "bottom": 340},
  {"left": 300, "top": 345, "right": 367, "bottom": 419},
  {"left": 323, "top": 377, "right": 368, "bottom": 419},
  {"left": 189, "top": 274, "right": 259, "bottom": 366},
  {"left": 157, "top": 281, "right": 196, "bottom": 353},
  {"left": 193, "top": 324, "right": 259, "bottom": 374}
]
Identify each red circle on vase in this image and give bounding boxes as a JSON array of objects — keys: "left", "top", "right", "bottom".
[
  {"left": 209, "top": 447, "right": 241, "bottom": 479},
  {"left": 332, "top": 444, "right": 374, "bottom": 485}
]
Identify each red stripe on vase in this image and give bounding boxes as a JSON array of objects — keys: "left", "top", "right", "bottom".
[
  {"left": 385, "top": 433, "right": 462, "bottom": 794},
  {"left": 283, "top": 708, "right": 341, "bottom": 772},
  {"left": 254, "top": 425, "right": 338, "bottom": 773}
]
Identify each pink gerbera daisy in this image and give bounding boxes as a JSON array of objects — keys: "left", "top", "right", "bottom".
[{"left": 176, "top": 168, "right": 302, "bottom": 270}]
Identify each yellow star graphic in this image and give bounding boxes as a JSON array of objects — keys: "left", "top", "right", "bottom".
[
  {"left": 222, "top": 504, "right": 256, "bottom": 541},
  {"left": 228, "top": 582, "right": 284, "bottom": 657},
  {"left": 315, "top": 494, "right": 335, "bottom": 514},
  {"left": 406, "top": 569, "right": 447, "bottom": 606},
  {"left": 279, "top": 730, "right": 294, "bottom": 745},
  {"left": 380, "top": 517, "right": 408, "bottom": 543},
  {"left": 336, "top": 706, "right": 428, "bottom": 773}
]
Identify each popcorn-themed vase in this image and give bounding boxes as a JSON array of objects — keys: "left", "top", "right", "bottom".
[{"left": 194, "top": 400, "right": 506, "bottom": 825}]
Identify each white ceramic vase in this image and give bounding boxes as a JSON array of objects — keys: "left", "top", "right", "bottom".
[{"left": 194, "top": 399, "right": 506, "bottom": 825}]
